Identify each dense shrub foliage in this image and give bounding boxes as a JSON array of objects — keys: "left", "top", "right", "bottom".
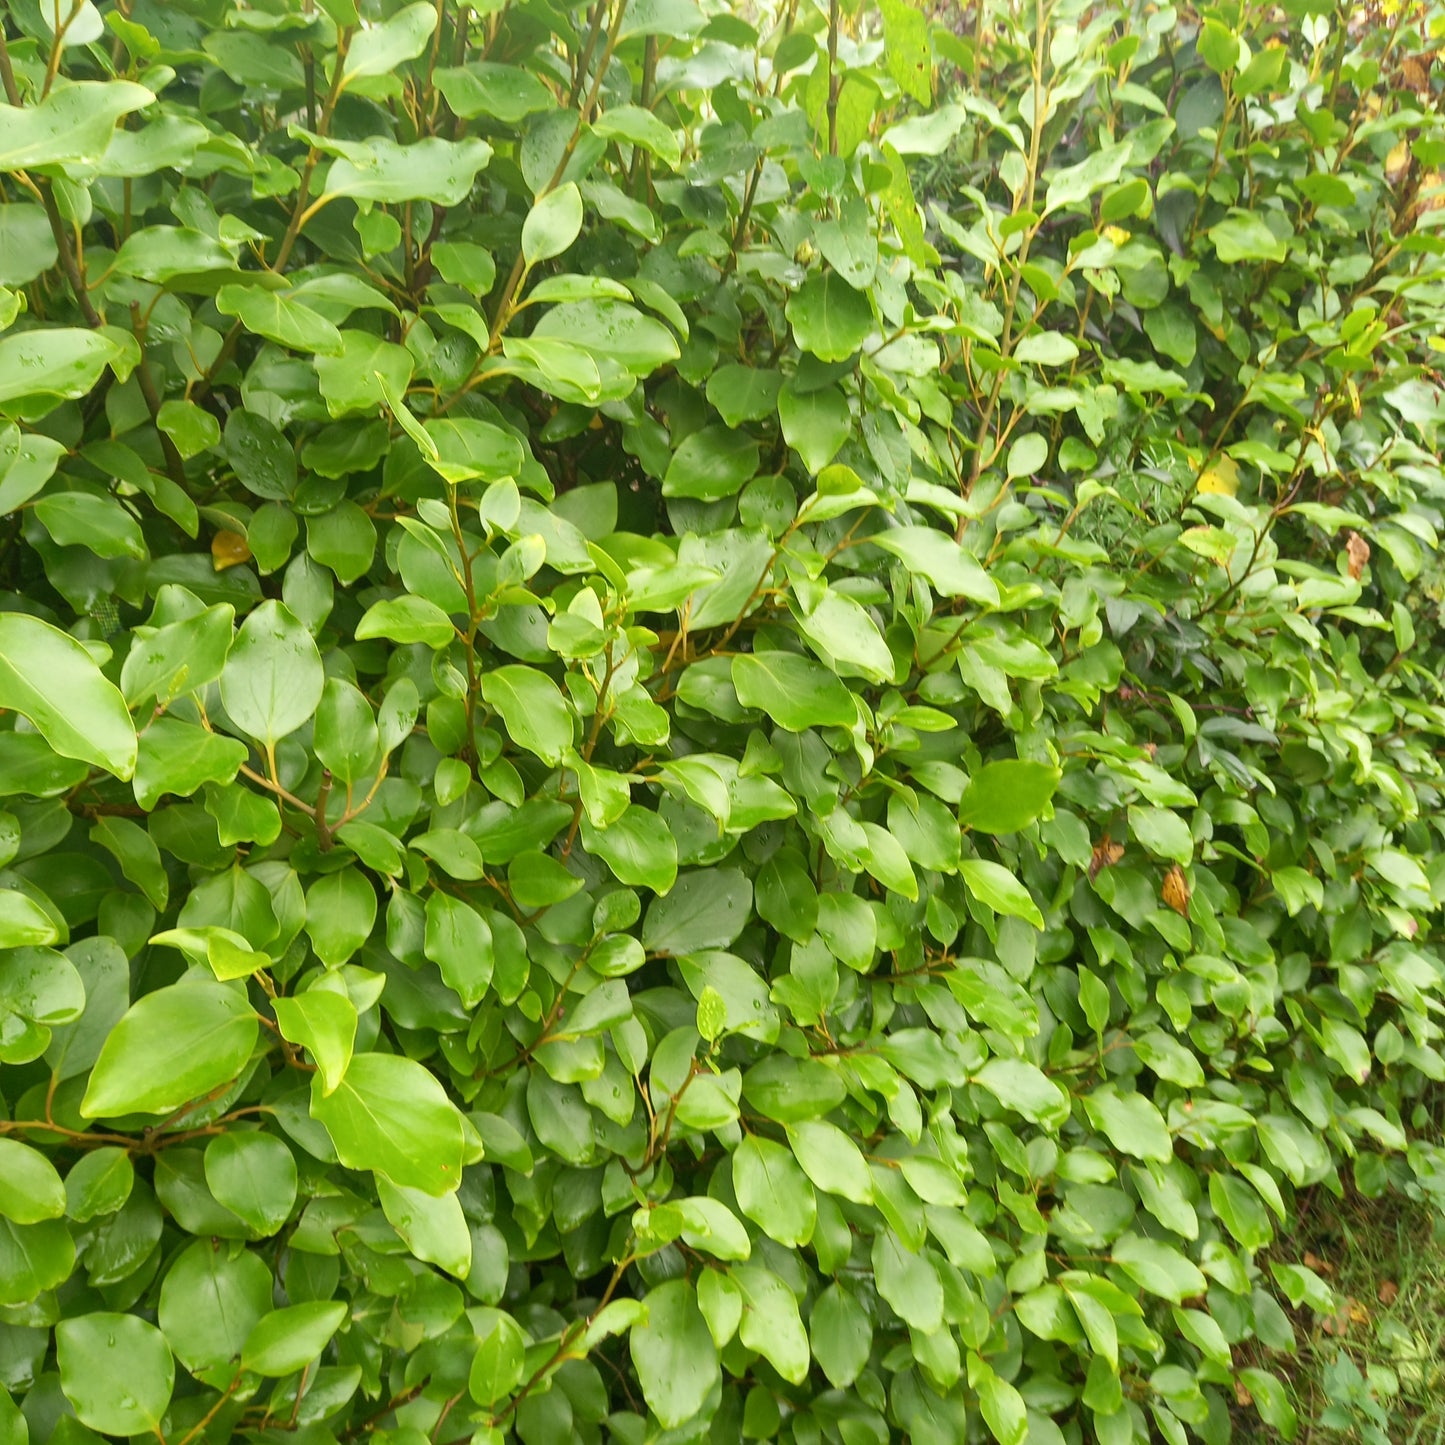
[{"left": 1, "top": 0, "right": 1445, "bottom": 1441}]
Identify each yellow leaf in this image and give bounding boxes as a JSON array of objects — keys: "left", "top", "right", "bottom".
[
  {"left": 212, "top": 530, "right": 251, "bottom": 571},
  {"left": 1196, "top": 456, "right": 1240, "bottom": 497}
]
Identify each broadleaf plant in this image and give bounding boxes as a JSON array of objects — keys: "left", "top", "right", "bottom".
[{"left": 1, "top": 0, "right": 1444, "bottom": 1442}]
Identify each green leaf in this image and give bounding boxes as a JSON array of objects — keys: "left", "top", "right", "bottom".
[
  {"left": 204, "top": 1132, "right": 298, "bottom": 1236},
  {"left": 706, "top": 365, "right": 781, "bottom": 426},
  {"left": 321, "top": 137, "right": 493, "bottom": 207},
  {"left": 1083, "top": 1085, "right": 1173, "bottom": 1162},
  {"left": 969, "top": 1352, "right": 1028, "bottom": 1445},
  {"left": 33, "top": 491, "right": 147, "bottom": 559},
  {"left": 0, "top": 82, "right": 154, "bottom": 170},
  {"left": 0, "top": 1139, "right": 65, "bottom": 1223},
  {"left": 56, "top": 1314, "right": 173, "bottom": 1435},
  {"left": 522, "top": 183, "right": 584, "bottom": 267},
  {"left": 959, "top": 858, "right": 1045, "bottom": 928},
  {"left": 64, "top": 1148, "right": 134, "bottom": 1222},
  {"left": 219, "top": 599, "right": 325, "bottom": 748},
  {"left": 1006, "top": 433, "right": 1048, "bottom": 479},
  {"left": 786, "top": 271, "right": 874, "bottom": 361},
  {"left": 468, "top": 1309, "right": 527, "bottom": 1405},
  {"left": 878, "top": 0, "right": 933, "bottom": 104},
  {"left": 632, "top": 1280, "right": 719, "bottom": 1428},
  {"left": 959, "top": 760, "right": 1060, "bottom": 834},
  {"left": 582, "top": 804, "right": 679, "bottom": 893},
  {"left": 356, "top": 595, "right": 456, "bottom": 648},
  {"left": 1208, "top": 211, "right": 1289, "bottom": 263},
  {"left": 1110, "top": 1234, "right": 1207, "bottom": 1303},
  {"left": 663, "top": 424, "right": 761, "bottom": 501},
  {"left": 377, "top": 1176, "right": 472, "bottom": 1277},
  {"left": 0, "top": 328, "right": 126, "bottom": 407},
  {"left": 158, "top": 1238, "right": 272, "bottom": 1375},
  {"left": 0, "top": 205, "right": 57, "bottom": 286},
  {"left": 593, "top": 105, "right": 682, "bottom": 167},
  {"left": 342, "top": 2, "right": 437, "bottom": 83},
  {"left": 480, "top": 664, "right": 573, "bottom": 765},
  {"left": 314, "top": 330, "right": 417, "bottom": 416},
  {"left": 305, "top": 868, "right": 377, "bottom": 967},
  {"left": 81, "top": 977, "right": 258, "bottom": 1118},
  {"left": 867, "top": 527, "right": 1001, "bottom": 605},
  {"left": 732, "top": 1134, "right": 816, "bottom": 1246},
  {"left": 973, "top": 1057, "right": 1070, "bottom": 1127},
  {"left": 0, "top": 893, "right": 61, "bottom": 949},
  {"left": 810, "top": 1282, "right": 873, "bottom": 1387},
  {"left": 242, "top": 1301, "right": 348, "bottom": 1376},
  {"left": 133, "top": 719, "right": 249, "bottom": 809},
  {"left": 732, "top": 650, "right": 857, "bottom": 730},
  {"left": 434, "top": 63, "right": 554, "bottom": 124},
  {"left": 779, "top": 381, "right": 850, "bottom": 473},
  {"left": 223, "top": 410, "right": 297, "bottom": 500},
  {"left": 0, "top": 1217, "right": 74, "bottom": 1305},
  {"left": 787, "top": 1120, "right": 873, "bottom": 1204},
  {"left": 272, "top": 988, "right": 357, "bottom": 1095},
  {"left": 735, "top": 1265, "right": 810, "bottom": 1383},
  {"left": 309, "top": 1051, "right": 479, "bottom": 1194},
  {"left": 643, "top": 868, "right": 752, "bottom": 955},
  {"left": 424, "top": 891, "right": 494, "bottom": 1006},
  {"left": 216, "top": 285, "right": 345, "bottom": 356}
]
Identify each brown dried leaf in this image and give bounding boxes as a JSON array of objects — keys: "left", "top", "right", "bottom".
[
  {"left": 1345, "top": 530, "right": 1370, "bottom": 581},
  {"left": 1089, "top": 837, "right": 1125, "bottom": 882},
  {"left": 1161, "top": 863, "right": 1191, "bottom": 916}
]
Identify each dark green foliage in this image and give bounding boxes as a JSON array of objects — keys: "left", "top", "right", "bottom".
[{"left": 0, "top": 0, "right": 1443, "bottom": 1443}]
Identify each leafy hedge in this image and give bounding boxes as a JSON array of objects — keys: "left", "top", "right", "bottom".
[{"left": 1, "top": 0, "right": 1444, "bottom": 1442}]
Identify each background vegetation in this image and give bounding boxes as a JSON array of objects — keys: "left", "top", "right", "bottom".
[{"left": 1, "top": 0, "right": 1444, "bottom": 1441}]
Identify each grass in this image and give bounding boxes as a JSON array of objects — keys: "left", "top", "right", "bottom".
[{"left": 1259, "top": 1187, "right": 1445, "bottom": 1444}]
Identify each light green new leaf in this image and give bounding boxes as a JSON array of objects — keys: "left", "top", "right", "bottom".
[
  {"left": 969, "top": 1352, "right": 1028, "bottom": 1445},
  {"left": 959, "top": 858, "right": 1045, "bottom": 927},
  {"left": 377, "top": 1177, "right": 473, "bottom": 1277},
  {"left": 522, "top": 183, "right": 584, "bottom": 267},
  {"left": 272, "top": 988, "right": 357, "bottom": 1095},
  {"left": 81, "top": 977, "right": 258, "bottom": 1118},
  {"left": 242, "top": 1301, "right": 348, "bottom": 1376},
  {"left": 732, "top": 1134, "right": 816, "bottom": 1246},
  {"left": 0, "top": 82, "right": 154, "bottom": 171},
  {"left": 434, "top": 63, "right": 554, "bottom": 123},
  {"left": 959, "top": 760, "right": 1060, "bottom": 834},
  {"left": 973, "top": 1057, "right": 1070, "bottom": 1127},
  {"left": 787, "top": 1120, "right": 873, "bottom": 1204},
  {"left": 0, "top": 613, "right": 137, "bottom": 779},
  {"left": 593, "top": 105, "right": 682, "bottom": 167},
  {"left": 0, "top": 1140, "right": 65, "bottom": 1224},
  {"left": 343, "top": 2, "right": 438, "bottom": 82},
  {"left": 480, "top": 664, "right": 573, "bottom": 765},
  {"left": 309, "top": 1051, "right": 479, "bottom": 1194},
  {"left": 356, "top": 595, "right": 457, "bottom": 648}
]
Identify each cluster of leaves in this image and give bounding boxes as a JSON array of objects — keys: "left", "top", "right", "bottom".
[{"left": 1, "top": 0, "right": 1444, "bottom": 1441}]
